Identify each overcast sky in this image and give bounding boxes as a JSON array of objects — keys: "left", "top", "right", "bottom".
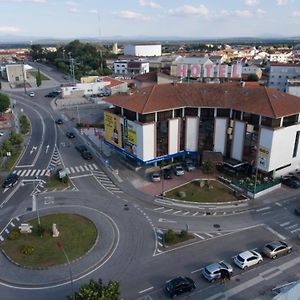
[{"left": 0, "top": 0, "right": 300, "bottom": 38}]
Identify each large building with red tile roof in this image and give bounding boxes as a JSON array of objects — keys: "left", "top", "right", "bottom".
[{"left": 103, "top": 81, "right": 300, "bottom": 177}]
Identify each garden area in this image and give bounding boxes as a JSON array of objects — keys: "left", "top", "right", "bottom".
[
  {"left": 165, "top": 179, "right": 241, "bottom": 203},
  {"left": 164, "top": 229, "right": 194, "bottom": 246},
  {"left": 46, "top": 169, "right": 70, "bottom": 189},
  {"left": 1, "top": 213, "right": 98, "bottom": 268}
]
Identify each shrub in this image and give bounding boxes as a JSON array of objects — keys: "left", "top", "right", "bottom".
[
  {"left": 8, "top": 229, "right": 20, "bottom": 240},
  {"left": 36, "top": 225, "right": 46, "bottom": 237},
  {"left": 179, "top": 229, "right": 188, "bottom": 239},
  {"left": 164, "top": 229, "right": 176, "bottom": 244},
  {"left": 21, "top": 245, "right": 34, "bottom": 255},
  {"left": 202, "top": 160, "right": 216, "bottom": 174},
  {"left": 62, "top": 175, "right": 69, "bottom": 184}
]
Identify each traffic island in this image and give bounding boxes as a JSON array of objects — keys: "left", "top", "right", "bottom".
[
  {"left": 46, "top": 169, "right": 70, "bottom": 190},
  {"left": 164, "top": 229, "right": 194, "bottom": 247},
  {"left": 165, "top": 179, "right": 244, "bottom": 203},
  {"left": 1, "top": 213, "right": 98, "bottom": 268}
]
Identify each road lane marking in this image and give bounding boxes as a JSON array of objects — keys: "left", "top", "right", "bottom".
[
  {"left": 205, "top": 233, "right": 214, "bottom": 238},
  {"left": 138, "top": 287, "right": 154, "bottom": 294},
  {"left": 275, "top": 202, "right": 282, "bottom": 207},
  {"left": 25, "top": 169, "right": 31, "bottom": 177},
  {"left": 12, "top": 170, "right": 17, "bottom": 174},
  {"left": 17, "top": 170, "right": 22, "bottom": 175},
  {"left": 173, "top": 210, "right": 182, "bottom": 215},
  {"left": 162, "top": 209, "right": 173, "bottom": 213},
  {"left": 153, "top": 207, "right": 164, "bottom": 211},
  {"left": 287, "top": 224, "right": 298, "bottom": 229},
  {"left": 84, "top": 165, "right": 90, "bottom": 171},
  {"left": 192, "top": 212, "right": 199, "bottom": 216},
  {"left": 35, "top": 170, "right": 41, "bottom": 176},
  {"left": 265, "top": 226, "right": 286, "bottom": 240},
  {"left": 280, "top": 221, "right": 290, "bottom": 227},
  {"left": 191, "top": 267, "right": 203, "bottom": 274},
  {"left": 69, "top": 174, "right": 93, "bottom": 179},
  {"left": 182, "top": 211, "right": 190, "bottom": 216},
  {"left": 256, "top": 206, "right": 271, "bottom": 212},
  {"left": 79, "top": 165, "right": 85, "bottom": 172},
  {"left": 40, "top": 169, "right": 46, "bottom": 176},
  {"left": 30, "top": 169, "right": 37, "bottom": 176},
  {"left": 193, "top": 233, "right": 205, "bottom": 239},
  {"left": 70, "top": 167, "right": 75, "bottom": 173},
  {"left": 291, "top": 228, "right": 300, "bottom": 234},
  {"left": 75, "top": 166, "right": 80, "bottom": 172},
  {"left": 20, "top": 170, "right": 27, "bottom": 177},
  {"left": 66, "top": 168, "right": 70, "bottom": 174},
  {"left": 92, "top": 163, "right": 98, "bottom": 169}
]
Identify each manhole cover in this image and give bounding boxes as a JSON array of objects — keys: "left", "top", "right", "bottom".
[
  {"left": 206, "top": 212, "right": 211, "bottom": 215},
  {"left": 213, "top": 224, "right": 220, "bottom": 228}
]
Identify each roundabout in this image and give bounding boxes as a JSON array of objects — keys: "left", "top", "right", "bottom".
[{"left": 0, "top": 205, "right": 119, "bottom": 288}]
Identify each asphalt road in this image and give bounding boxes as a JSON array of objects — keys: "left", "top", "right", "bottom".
[{"left": 0, "top": 64, "right": 300, "bottom": 300}]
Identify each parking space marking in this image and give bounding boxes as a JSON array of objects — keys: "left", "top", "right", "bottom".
[
  {"left": 173, "top": 210, "right": 182, "bottom": 215},
  {"left": 286, "top": 224, "right": 298, "bottom": 229},
  {"left": 280, "top": 221, "right": 290, "bottom": 227},
  {"left": 205, "top": 233, "right": 214, "bottom": 238},
  {"left": 193, "top": 233, "right": 205, "bottom": 240},
  {"left": 265, "top": 226, "right": 286, "bottom": 240},
  {"left": 192, "top": 212, "right": 199, "bottom": 216},
  {"left": 138, "top": 287, "right": 154, "bottom": 294},
  {"left": 256, "top": 206, "right": 271, "bottom": 212},
  {"left": 162, "top": 209, "right": 173, "bottom": 213},
  {"left": 153, "top": 207, "right": 164, "bottom": 211},
  {"left": 182, "top": 211, "right": 190, "bottom": 216},
  {"left": 191, "top": 267, "right": 203, "bottom": 274}
]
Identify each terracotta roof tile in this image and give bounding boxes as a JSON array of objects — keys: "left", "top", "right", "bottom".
[{"left": 104, "top": 82, "right": 300, "bottom": 118}]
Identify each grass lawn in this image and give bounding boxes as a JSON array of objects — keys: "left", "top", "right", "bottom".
[
  {"left": 165, "top": 180, "right": 237, "bottom": 203},
  {"left": 165, "top": 232, "right": 194, "bottom": 246},
  {"left": 0, "top": 147, "right": 22, "bottom": 172},
  {"left": 28, "top": 70, "right": 49, "bottom": 80},
  {"left": 1, "top": 214, "right": 98, "bottom": 268},
  {"left": 46, "top": 172, "right": 69, "bottom": 189}
]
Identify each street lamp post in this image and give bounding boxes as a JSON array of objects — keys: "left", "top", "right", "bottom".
[
  {"left": 161, "top": 167, "right": 164, "bottom": 197},
  {"left": 56, "top": 241, "right": 75, "bottom": 299}
]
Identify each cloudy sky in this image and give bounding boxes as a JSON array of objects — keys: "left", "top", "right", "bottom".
[{"left": 0, "top": 0, "right": 300, "bottom": 38}]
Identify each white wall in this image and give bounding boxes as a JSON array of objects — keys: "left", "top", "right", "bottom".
[
  {"left": 168, "top": 119, "right": 180, "bottom": 155},
  {"left": 124, "top": 45, "right": 162, "bottom": 57},
  {"left": 62, "top": 82, "right": 109, "bottom": 97},
  {"left": 140, "top": 123, "right": 155, "bottom": 161},
  {"left": 185, "top": 117, "right": 199, "bottom": 151},
  {"left": 214, "top": 118, "right": 228, "bottom": 155},
  {"left": 231, "top": 121, "right": 245, "bottom": 161},
  {"left": 261, "top": 124, "right": 300, "bottom": 175}
]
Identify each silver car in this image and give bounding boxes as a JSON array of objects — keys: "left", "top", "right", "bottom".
[{"left": 202, "top": 261, "right": 233, "bottom": 282}]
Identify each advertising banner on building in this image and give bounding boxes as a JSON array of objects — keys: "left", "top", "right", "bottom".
[
  {"left": 104, "top": 111, "right": 121, "bottom": 147},
  {"left": 258, "top": 146, "right": 270, "bottom": 169},
  {"left": 124, "top": 120, "right": 138, "bottom": 156}
]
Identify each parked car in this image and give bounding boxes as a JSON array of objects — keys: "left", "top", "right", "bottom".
[
  {"left": 233, "top": 250, "right": 263, "bottom": 270},
  {"left": 66, "top": 131, "right": 75, "bottom": 139},
  {"left": 0, "top": 132, "right": 4, "bottom": 136},
  {"left": 2, "top": 173, "right": 19, "bottom": 188},
  {"left": 262, "top": 241, "right": 292, "bottom": 259},
  {"left": 45, "top": 91, "right": 60, "bottom": 98},
  {"left": 163, "top": 168, "right": 173, "bottom": 179},
  {"left": 295, "top": 207, "right": 300, "bottom": 216},
  {"left": 28, "top": 91, "right": 35, "bottom": 97},
  {"left": 75, "top": 144, "right": 88, "bottom": 154},
  {"left": 202, "top": 261, "right": 233, "bottom": 283},
  {"left": 55, "top": 119, "right": 63, "bottom": 125},
  {"left": 174, "top": 164, "right": 185, "bottom": 176},
  {"left": 164, "top": 276, "right": 195, "bottom": 298},
  {"left": 281, "top": 176, "right": 300, "bottom": 188},
  {"left": 82, "top": 150, "right": 93, "bottom": 160},
  {"left": 151, "top": 172, "right": 161, "bottom": 182},
  {"left": 185, "top": 160, "right": 196, "bottom": 172}
]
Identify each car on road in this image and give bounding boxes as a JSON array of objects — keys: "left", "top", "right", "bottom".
[
  {"left": 202, "top": 261, "right": 233, "bottom": 282},
  {"left": 0, "top": 132, "right": 4, "bottom": 136},
  {"left": 174, "top": 164, "right": 185, "bottom": 176},
  {"left": 262, "top": 241, "right": 292, "bottom": 259},
  {"left": 55, "top": 119, "right": 63, "bottom": 125},
  {"left": 151, "top": 172, "right": 161, "bottom": 182},
  {"left": 185, "top": 160, "right": 196, "bottom": 172},
  {"left": 66, "top": 131, "right": 75, "bottom": 139},
  {"left": 45, "top": 91, "right": 60, "bottom": 98},
  {"left": 82, "top": 150, "right": 93, "bottom": 160},
  {"left": 164, "top": 276, "right": 195, "bottom": 298},
  {"left": 281, "top": 176, "right": 300, "bottom": 188},
  {"left": 233, "top": 250, "right": 263, "bottom": 269},
  {"left": 295, "top": 207, "right": 300, "bottom": 216},
  {"left": 75, "top": 144, "right": 88, "bottom": 154},
  {"left": 28, "top": 91, "right": 35, "bottom": 97},
  {"left": 2, "top": 173, "right": 19, "bottom": 188},
  {"left": 163, "top": 168, "right": 173, "bottom": 179}
]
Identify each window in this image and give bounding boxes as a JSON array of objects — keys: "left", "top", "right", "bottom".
[
  {"left": 293, "top": 130, "right": 300, "bottom": 157},
  {"left": 185, "top": 107, "right": 198, "bottom": 117}
]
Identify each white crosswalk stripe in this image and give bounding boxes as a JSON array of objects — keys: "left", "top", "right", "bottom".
[
  {"left": 20, "top": 170, "right": 27, "bottom": 177},
  {"left": 79, "top": 165, "right": 85, "bottom": 172},
  {"left": 25, "top": 170, "right": 32, "bottom": 176},
  {"left": 75, "top": 166, "right": 80, "bottom": 172},
  {"left": 12, "top": 170, "right": 17, "bottom": 174},
  {"left": 17, "top": 170, "right": 22, "bottom": 175},
  {"left": 30, "top": 169, "right": 37, "bottom": 176},
  {"left": 35, "top": 169, "right": 41, "bottom": 176},
  {"left": 70, "top": 167, "right": 75, "bottom": 173},
  {"left": 40, "top": 169, "right": 46, "bottom": 176},
  {"left": 84, "top": 165, "right": 90, "bottom": 171},
  {"left": 66, "top": 168, "right": 70, "bottom": 174},
  {"left": 92, "top": 164, "right": 98, "bottom": 169},
  {"left": 88, "top": 165, "right": 95, "bottom": 170}
]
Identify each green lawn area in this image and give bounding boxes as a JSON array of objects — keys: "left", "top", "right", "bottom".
[
  {"left": 46, "top": 172, "right": 69, "bottom": 189},
  {"left": 165, "top": 180, "right": 238, "bottom": 203},
  {"left": 1, "top": 214, "right": 98, "bottom": 268},
  {"left": 0, "top": 147, "right": 22, "bottom": 172},
  {"left": 28, "top": 70, "right": 49, "bottom": 80}
]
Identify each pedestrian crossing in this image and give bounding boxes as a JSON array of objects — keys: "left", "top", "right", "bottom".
[
  {"left": 12, "top": 163, "right": 99, "bottom": 178},
  {"left": 92, "top": 170, "right": 124, "bottom": 194},
  {"left": 278, "top": 218, "right": 300, "bottom": 235}
]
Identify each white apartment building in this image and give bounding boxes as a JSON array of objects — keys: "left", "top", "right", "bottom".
[
  {"left": 124, "top": 44, "right": 162, "bottom": 57},
  {"left": 113, "top": 60, "right": 149, "bottom": 75},
  {"left": 269, "top": 52, "right": 293, "bottom": 63},
  {"left": 268, "top": 63, "right": 300, "bottom": 92}
]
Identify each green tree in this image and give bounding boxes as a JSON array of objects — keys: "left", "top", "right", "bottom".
[
  {"left": 36, "top": 68, "right": 42, "bottom": 87},
  {"left": 9, "top": 132, "right": 23, "bottom": 146},
  {"left": 202, "top": 159, "right": 216, "bottom": 174},
  {"left": 247, "top": 74, "right": 259, "bottom": 81},
  {"left": 67, "top": 279, "right": 120, "bottom": 300},
  {"left": 0, "top": 93, "right": 10, "bottom": 114}
]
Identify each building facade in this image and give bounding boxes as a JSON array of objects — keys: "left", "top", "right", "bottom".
[
  {"left": 268, "top": 63, "right": 300, "bottom": 92},
  {"left": 124, "top": 44, "right": 162, "bottom": 57},
  {"left": 113, "top": 60, "right": 149, "bottom": 75},
  {"left": 104, "top": 82, "right": 300, "bottom": 177}
]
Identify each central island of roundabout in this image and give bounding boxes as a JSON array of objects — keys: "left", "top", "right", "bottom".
[{"left": 0, "top": 206, "right": 119, "bottom": 287}]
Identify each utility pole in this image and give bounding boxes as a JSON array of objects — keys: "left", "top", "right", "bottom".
[
  {"left": 22, "top": 60, "right": 27, "bottom": 96},
  {"left": 97, "top": 10, "right": 103, "bottom": 75}
]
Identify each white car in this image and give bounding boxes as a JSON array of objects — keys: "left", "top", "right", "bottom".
[
  {"left": 174, "top": 164, "right": 185, "bottom": 176},
  {"left": 28, "top": 92, "right": 35, "bottom": 97},
  {"left": 0, "top": 132, "right": 4, "bottom": 136},
  {"left": 233, "top": 250, "right": 263, "bottom": 270}
]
